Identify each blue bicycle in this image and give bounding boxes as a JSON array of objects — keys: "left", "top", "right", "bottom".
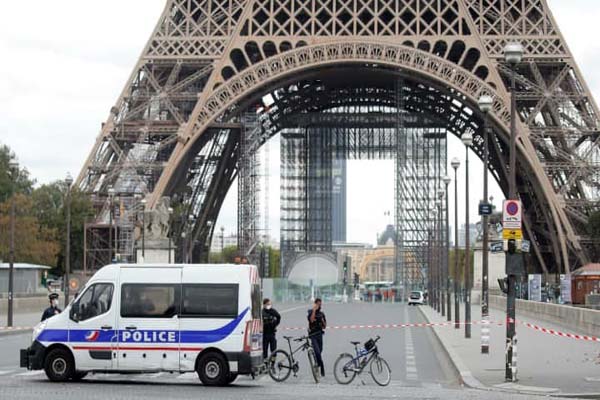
[{"left": 333, "top": 335, "right": 391, "bottom": 386}]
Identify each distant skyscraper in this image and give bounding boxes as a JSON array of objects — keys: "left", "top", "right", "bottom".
[{"left": 332, "top": 159, "right": 347, "bottom": 242}]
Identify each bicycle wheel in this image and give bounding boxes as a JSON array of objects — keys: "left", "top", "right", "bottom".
[
  {"left": 268, "top": 350, "right": 293, "bottom": 382},
  {"left": 307, "top": 348, "right": 320, "bottom": 384},
  {"left": 333, "top": 353, "right": 357, "bottom": 385},
  {"left": 369, "top": 355, "right": 391, "bottom": 386}
]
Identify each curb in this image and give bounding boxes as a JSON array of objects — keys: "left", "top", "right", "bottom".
[
  {"left": 0, "top": 327, "right": 33, "bottom": 337},
  {"left": 417, "top": 306, "right": 600, "bottom": 398}
]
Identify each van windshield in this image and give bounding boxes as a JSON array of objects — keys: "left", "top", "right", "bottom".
[{"left": 251, "top": 284, "right": 261, "bottom": 319}]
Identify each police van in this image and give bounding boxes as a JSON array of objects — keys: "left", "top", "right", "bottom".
[{"left": 20, "top": 264, "right": 263, "bottom": 386}]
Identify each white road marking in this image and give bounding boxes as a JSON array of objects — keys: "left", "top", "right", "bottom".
[
  {"left": 0, "top": 370, "right": 15, "bottom": 376},
  {"left": 404, "top": 307, "right": 419, "bottom": 382},
  {"left": 176, "top": 372, "right": 198, "bottom": 380},
  {"left": 15, "top": 370, "right": 44, "bottom": 377},
  {"left": 280, "top": 305, "right": 309, "bottom": 314}
]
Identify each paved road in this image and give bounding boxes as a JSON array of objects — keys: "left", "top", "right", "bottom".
[{"left": 0, "top": 303, "right": 574, "bottom": 399}]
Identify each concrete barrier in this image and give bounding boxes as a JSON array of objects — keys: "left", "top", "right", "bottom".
[
  {"left": 490, "top": 295, "right": 600, "bottom": 337},
  {"left": 0, "top": 296, "right": 52, "bottom": 314}
]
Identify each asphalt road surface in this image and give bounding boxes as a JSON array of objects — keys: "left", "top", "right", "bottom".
[{"left": 0, "top": 303, "right": 571, "bottom": 399}]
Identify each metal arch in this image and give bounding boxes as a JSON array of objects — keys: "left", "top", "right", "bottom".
[{"left": 76, "top": 0, "right": 600, "bottom": 273}]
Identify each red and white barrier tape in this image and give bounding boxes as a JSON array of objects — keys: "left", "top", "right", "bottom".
[
  {"left": 280, "top": 320, "right": 504, "bottom": 331},
  {"left": 508, "top": 319, "right": 600, "bottom": 343}
]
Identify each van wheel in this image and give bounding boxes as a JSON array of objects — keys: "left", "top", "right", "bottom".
[
  {"left": 44, "top": 348, "right": 74, "bottom": 382},
  {"left": 197, "top": 352, "right": 229, "bottom": 386}
]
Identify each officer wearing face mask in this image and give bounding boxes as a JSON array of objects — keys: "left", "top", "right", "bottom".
[
  {"left": 262, "top": 298, "right": 281, "bottom": 360},
  {"left": 41, "top": 293, "right": 62, "bottom": 321}
]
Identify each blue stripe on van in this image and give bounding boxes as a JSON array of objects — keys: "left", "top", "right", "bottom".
[{"left": 36, "top": 307, "right": 249, "bottom": 344}]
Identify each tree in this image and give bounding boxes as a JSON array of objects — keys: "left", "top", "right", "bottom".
[
  {"left": 31, "top": 182, "right": 94, "bottom": 273},
  {"left": 268, "top": 247, "right": 281, "bottom": 278},
  {"left": 0, "top": 194, "right": 60, "bottom": 266},
  {"left": 0, "top": 144, "right": 35, "bottom": 203}
]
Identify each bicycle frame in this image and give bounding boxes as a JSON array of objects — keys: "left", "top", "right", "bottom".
[
  {"left": 345, "top": 344, "right": 379, "bottom": 374},
  {"left": 285, "top": 337, "right": 312, "bottom": 366}
]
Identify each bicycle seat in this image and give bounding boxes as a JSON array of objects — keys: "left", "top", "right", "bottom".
[
  {"left": 350, "top": 341, "right": 361, "bottom": 345},
  {"left": 283, "top": 336, "right": 294, "bottom": 340},
  {"left": 294, "top": 337, "right": 306, "bottom": 342}
]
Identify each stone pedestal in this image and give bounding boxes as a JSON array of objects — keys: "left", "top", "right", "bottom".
[{"left": 136, "top": 240, "right": 175, "bottom": 264}]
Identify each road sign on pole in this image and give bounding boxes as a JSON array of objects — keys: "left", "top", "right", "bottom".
[
  {"left": 503, "top": 200, "right": 522, "bottom": 229},
  {"left": 502, "top": 228, "right": 523, "bottom": 240}
]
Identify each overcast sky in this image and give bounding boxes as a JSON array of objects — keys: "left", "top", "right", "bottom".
[{"left": 1, "top": 1, "right": 599, "bottom": 245}]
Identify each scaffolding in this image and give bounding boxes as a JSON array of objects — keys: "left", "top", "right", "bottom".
[{"left": 278, "top": 83, "right": 446, "bottom": 290}]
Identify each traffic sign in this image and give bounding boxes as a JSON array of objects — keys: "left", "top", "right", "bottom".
[
  {"left": 479, "top": 203, "right": 493, "bottom": 216},
  {"left": 490, "top": 241, "right": 504, "bottom": 253},
  {"left": 521, "top": 240, "right": 531, "bottom": 253},
  {"left": 503, "top": 200, "right": 522, "bottom": 229},
  {"left": 503, "top": 228, "right": 523, "bottom": 240}
]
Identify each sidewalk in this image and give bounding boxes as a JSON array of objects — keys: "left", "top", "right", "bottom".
[
  {"left": 0, "top": 312, "right": 40, "bottom": 336},
  {"left": 421, "top": 303, "right": 600, "bottom": 396}
]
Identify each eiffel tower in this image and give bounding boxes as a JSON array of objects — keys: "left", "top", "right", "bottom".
[{"left": 76, "top": 0, "right": 600, "bottom": 276}]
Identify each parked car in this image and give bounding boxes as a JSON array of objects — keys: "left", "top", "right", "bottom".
[{"left": 408, "top": 291, "right": 425, "bottom": 306}]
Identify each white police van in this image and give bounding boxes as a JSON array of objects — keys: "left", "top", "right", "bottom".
[{"left": 20, "top": 264, "right": 263, "bottom": 386}]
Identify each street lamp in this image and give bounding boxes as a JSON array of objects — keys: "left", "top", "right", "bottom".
[
  {"left": 504, "top": 41, "right": 523, "bottom": 381},
  {"left": 443, "top": 175, "right": 452, "bottom": 322},
  {"left": 140, "top": 198, "right": 147, "bottom": 262},
  {"left": 479, "top": 94, "right": 493, "bottom": 354},
  {"left": 107, "top": 187, "right": 115, "bottom": 263},
  {"left": 437, "top": 190, "right": 445, "bottom": 318},
  {"left": 431, "top": 207, "right": 438, "bottom": 312},
  {"left": 187, "top": 214, "right": 194, "bottom": 263},
  {"left": 7, "top": 160, "right": 18, "bottom": 327},
  {"left": 220, "top": 226, "right": 225, "bottom": 259},
  {"left": 450, "top": 157, "right": 461, "bottom": 329},
  {"left": 168, "top": 207, "right": 174, "bottom": 264},
  {"left": 462, "top": 132, "right": 473, "bottom": 339},
  {"left": 64, "top": 173, "right": 74, "bottom": 307}
]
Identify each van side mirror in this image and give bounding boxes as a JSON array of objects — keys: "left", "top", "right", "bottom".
[{"left": 70, "top": 303, "right": 80, "bottom": 322}]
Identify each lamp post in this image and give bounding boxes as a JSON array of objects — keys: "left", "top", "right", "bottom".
[
  {"left": 187, "top": 215, "right": 194, "bottom": 263},
  {"left": 451, "top": 157, "right": 461, "bottom": 329},
  {"left": 504, "top": 41, "right": 524, "bottom": 381},
  {"left": 64, "top": 173, "right": 74, "bottom": 307},
  {"left": 220, "top": 226, "right": 225, "bottom": 260},
  {"left": 140, "top": 198, "right": 147, "bottom": 262},
  {"left": 478, "top": 94, "right": 494, "bottom": 354},
  {"left": 462, "top": 132, "right": 474, "bottom": 339},
  {"left": 168, "top": 207, "right": 173, "bottom": 264},
  {"left": 7, "top": 160, "right": 18, "bottom": 327},
  {"left": 443, "top": 175, "right": 452, "bottom": 322},
  {"left": 107, "top": 187, "right": 115, "bottom": 263},
  {"left": 431, "top": 206, "right": 440, "bottom": 311},
  {"left": 181, "top": 232, "right": 187, "bottom": 263},
  {"left": 437, "top": 191, "right": 445, "bottom": 317}
]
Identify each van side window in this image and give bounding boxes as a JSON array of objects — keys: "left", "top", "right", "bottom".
[
  {"left": 74, "top": 283, "right": 114, "bottom": 322},
  {"left": 121, "top": 284, "right": 180, "bottom": 318},
  {"left": 181, "top": 284, "right": 238, "bottom": 318}
]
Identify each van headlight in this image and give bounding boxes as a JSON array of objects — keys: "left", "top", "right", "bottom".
[{"left": 32, "top": 320, "right": 47, "bottom": 342}]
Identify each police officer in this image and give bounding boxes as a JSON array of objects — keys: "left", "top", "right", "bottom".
[
  {"left": 307, "top": 298, "right": 327, "bottom": 377},
  {"left": 262, "top": 298, "right": 281, "bottom": 359},
  {"left": 41, "top": 293, "right": 61, "bottom": 321}
]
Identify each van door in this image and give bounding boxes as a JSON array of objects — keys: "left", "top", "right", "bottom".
[
  {"left": 117, "top": 267, "right": 181, "bottom": 371},
  {"left": 68, "top": 282, "right": 116, "bottom": 371}
]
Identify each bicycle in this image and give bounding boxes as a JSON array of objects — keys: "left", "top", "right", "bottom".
[
  {"left": 333, "top": 335, "right": 391, "bottom": 386},
  {"left": 267, "top": 334, "right": 321, "bottom": 383}
]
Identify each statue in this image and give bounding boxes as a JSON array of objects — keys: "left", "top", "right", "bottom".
[{"left": 144, "top": 197, "right": 171, "bottom": 242}]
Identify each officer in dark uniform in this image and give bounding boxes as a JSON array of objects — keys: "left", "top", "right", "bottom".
[
  {"left": 41, "top": 293, "right": 61, "bottom": 321},
  {"left": 307, "top": 298, "right": 327, "bottom": 377},
  {"left": 262, "top": 298, "right": 281, "bottom": 359}
]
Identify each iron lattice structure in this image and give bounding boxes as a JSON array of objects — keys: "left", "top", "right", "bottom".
[{"left": 77, "top": 0, "right": 600, "bottom": 275}]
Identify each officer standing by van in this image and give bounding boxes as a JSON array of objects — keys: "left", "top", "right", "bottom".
[
  {"left": 41, "top": 293, "right": 61, "bottom": 321},
  {"left": 262, "top": 298, "right": 281, "bottom": 359},
  {"left": 307, "top": 298, "right": 327, "bottom": 377}
]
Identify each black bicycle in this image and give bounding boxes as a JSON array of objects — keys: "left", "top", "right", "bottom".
[
  {"left": 267, "top": 335, "right": 320, "bottom": 383},
  {"left": 333, "top": 336, "right": 391, "bottom": 386}
]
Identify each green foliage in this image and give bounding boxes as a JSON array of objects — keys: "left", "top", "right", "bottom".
[
  {"left": 31, "top": 182, "right": 94, "bottom": 273},
  {"left": 0, "top": 194, "right": 60, "bottom": 266},
  {"left": 588, "top": 211, "right": 600, "bottom": 237},
  {"left": 0, "top": 144, "right": 35, "bottom": 203},
  {"left": 448, "top": 249, "right": 474, "bottom": 287},
  {"left": 268, "top": 247, "right": 280, "bottom": 277}
]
